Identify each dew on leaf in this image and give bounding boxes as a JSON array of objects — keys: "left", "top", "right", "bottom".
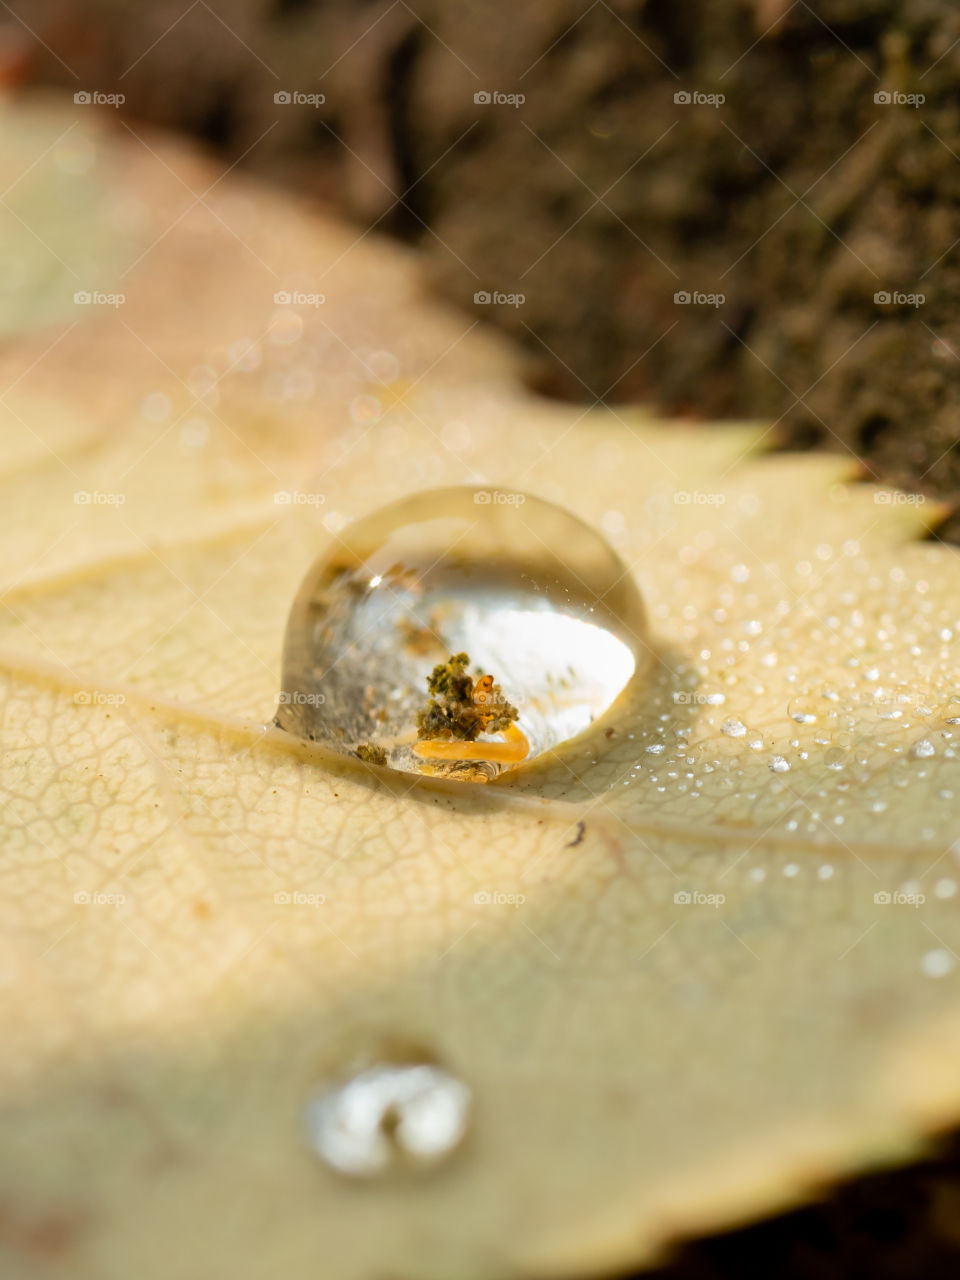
[
  {"left": 277, "top": 488, "right": 647, "bottom": 781},
  {"left": 304, "top": 1062, "right": 471, "bottom": 1178},
  {"left": 921, "top": 949, "right": 955, "bottom": 980},
  {"left": 788, "top": 695, "right": 818, "bottom": 725},
  {"left": 721, "top": 719, "right": 746, "bottom": 738}
]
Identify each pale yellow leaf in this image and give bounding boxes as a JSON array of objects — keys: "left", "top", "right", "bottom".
[{"left": 2, "top": 99, "right": 960, "bottom": 1280}]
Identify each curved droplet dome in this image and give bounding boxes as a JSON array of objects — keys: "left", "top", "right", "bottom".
[{"left": 277, "top": 487, "right": 648, "bottom": 780}]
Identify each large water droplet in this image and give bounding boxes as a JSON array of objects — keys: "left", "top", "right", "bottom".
[
  {"left": 277, "top": 487, "right": 647, "bottom": 780},
  {"left": 304, "top": 1062, "right": 471, "bottom": 1177}
]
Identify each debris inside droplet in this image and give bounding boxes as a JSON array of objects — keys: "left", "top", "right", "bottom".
[
  {"left": 276, "top": 487, "right": 646, "bottom": 780},
  {"left": 304, "top": 1063, "right": 471, "bottom": 1178},
  {"left": 412, "top": 653, "right": 529, "bottom": 782}
]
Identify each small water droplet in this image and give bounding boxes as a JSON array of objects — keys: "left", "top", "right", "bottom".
[
  {"left": 141, "top": 390, "right": 172, "bottom": 422},
  {"left": 271, "top": 310, "right": 303, "bottom": 344},
  {"left": 769, "top": 755, "right": 790, "bottom": 773},
  {"left": 788, "top": 695, "right": 817, "bottom": 725},
  {"left": 277, "top": 488, "right": 647, "bottom": 780},
  {"left": 349, "top": 393, "right": 383, "bottom": 425},
  {"left": 721, "top": 719, "right": 746, "bottom": 738},
  {"left": 911, "top": 738, "right": 936, "bottom": 759},
  {"left": 922, "top": 949, "right": 955, "bottom": 979},
  {"left": 304, "top": 1062, "right": 471, "bottom": 1177}
]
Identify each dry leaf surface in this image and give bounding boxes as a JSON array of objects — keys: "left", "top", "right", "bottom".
[{"left": 3, "top": 100, "right": 960, "bottom": 1280}]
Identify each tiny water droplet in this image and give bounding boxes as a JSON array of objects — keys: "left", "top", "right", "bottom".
[
  {"left": 911, "top": 738, "right": 936, "bottom": 759},
  {"left": 304, "top": 1062, "right": 471, "bottom": 1178},
  {"left": 277, "top": 488, "right": 647, "bottom": 780},
  {"left": 721, "top": 719, "right": 746, "bottom": 738},
  {"left": 788, "top": 695, "right": 817, "bottom": 725},
  {"left": 922, "top": 949, "right": 955, "bottom": 979},
  {"left": 769, "top": 755, "right": 790, "bottom": 773}
]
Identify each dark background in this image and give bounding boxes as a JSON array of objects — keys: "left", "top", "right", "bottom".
[{"left": 7, "top": 0, "right": 960, "bottom": 1273}]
